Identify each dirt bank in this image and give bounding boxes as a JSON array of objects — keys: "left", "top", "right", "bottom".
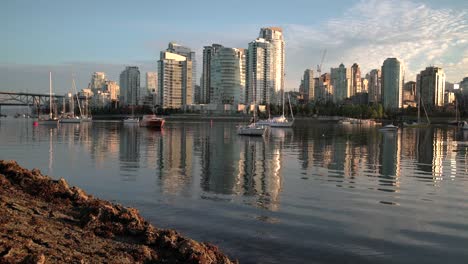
[{"left": 0, "top": 160, "right": 236, "bottom": 264}]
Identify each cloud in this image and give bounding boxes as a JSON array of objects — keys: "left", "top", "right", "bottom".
[
  {"left": 1, "top": 0, "right": 466, "bottom": 93},
  {"left": 285, "top": 0, "right": 468, "bottom": 87}
]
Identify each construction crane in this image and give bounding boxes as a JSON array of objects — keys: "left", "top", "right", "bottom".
[
  {"left": 316, "top": 49, "right": 327, "bottom": 103},
  {"left": 316, "top": 49, "right": 327, "bottom": 79}
]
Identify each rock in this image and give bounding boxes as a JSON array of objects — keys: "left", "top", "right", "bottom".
[
  {"left": 0, "top": 160, "right": 237, "bottom": 264},
  {"left": 21, "top": 254, "right": 45, "bottom": 264}
]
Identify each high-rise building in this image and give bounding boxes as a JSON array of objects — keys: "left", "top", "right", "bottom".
[
  {"left": 382, "top": 58, "right": 404, "bottom": 110},
  {"left": 246, "top": 38, "right": 274, "bottom": 105},
  {"left": 330, "top": 63, "right": 351, "bottom": 102},
  {"left": 210, "top": 47, "right": 246, "bottom": 107},
  {"left": 89, "top": 72, "right": 107, "bottom": 93},
  {"left": 302, "top": 69, "right": 315, "bottom": 102},
  {"left": 146, "top": 72, "right": 157, "bottom": 94},
  {"left": 416, "top": 66, "right": 445, "bottom": 108},
  {"left": 315, "top": 73, "right": 332, "bottom": 102},
  {"left": 201, "top": 44, "right": 223, "bottom": 104},
  {"left": 103, "top": 80, "right": 120, "bottom": 101},
  {"left": 350, "top": 63, "right": 362, "bottom": 96},
  {"left": 361, "top": 78, "right": 369, "bottom": 93},
  {"left": 167, "top": 42, "right": 196, "bottom": 101},
  {"left": 158, "top": 49, "right": 193, "bottom": 109},
  {"left": 460, "top": 77, "right": 468, "bottom": 95},
  {"left": 119, "top": 66, "right": 140, "bottom": 106},
  {"left": 259, "top": 27, "right": 285, "bottom": 105},
  {"left": 403, "top": 81, "right": 416, "bottom": 108},
  {"left": 368, "top": 69, "right": 381, "bottom": 104}
]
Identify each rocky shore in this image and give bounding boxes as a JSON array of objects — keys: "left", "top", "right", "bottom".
[{"left": 0, "top": 160, "right": 236, "bottom": 264}]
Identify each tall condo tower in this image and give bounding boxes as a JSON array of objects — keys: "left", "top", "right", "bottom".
[
  {"left": 158, "top": 45, "right": 193, "bottom": 109},
  {"left": 382, "top": 58, "right": 404, "bottom": 110},
  {"left": 258, "top": 27, "right": 285, "bottom": 105},
  {"left": 416, "top": 66, "right": 445, "bottom": 108},
  {"left": 246, "top": 38, "right": 274, "bottom": 105},
  {"left": 201, "top": 44, "right": 223, "bottom": 104},
  {"left": 119, "top": 67, "right": 140, "bottom": 106},
  {"left": 210, "top": 47, "right": 246, "bottom": 106},
  {"left": 166, "top": 42, "right": 196, "bottom": 104}
]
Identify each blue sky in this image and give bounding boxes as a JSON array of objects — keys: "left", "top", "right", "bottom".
[{"left": 1, "top": 0, "right": 467, "bottom": 94}]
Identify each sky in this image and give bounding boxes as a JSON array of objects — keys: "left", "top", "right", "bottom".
[{"left": 1, "top": 0, "right": 467, "bottom": 95}]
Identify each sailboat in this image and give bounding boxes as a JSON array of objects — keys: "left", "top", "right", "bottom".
[
  {"left": 81, "top": 95, "right": 92, "bottom": 122},
  {"left": 448, "top": 98, "right": 462, "bottom": 126},
  {"left": 237, "top": 74, "right": 266, "bottom": 136},
  {"left": 60, "top": 77, "right": 82, "bottom": 123},
  {"left": 403, "top": 92, "right": 430, "bottom": 128},
  {"left": 123, "top": 105, "right": 139, "bottom": 124},
  {"left": 269, "top": 93, "right": 295, "bottom": 128},
  {"left": 38, "top": 72, "right": 59, "bottom": 125}
]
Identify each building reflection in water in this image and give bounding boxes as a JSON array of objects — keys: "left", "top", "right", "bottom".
[
  {"left": 156, "top": 125, "right": 193, "bottom": 195},
  {"left": 119, "top": 125, "right": 141, "bottom": 177},
  {"left": 189, "top": 123, "right": 285, "bottom": 211},
  {"left": 379, "top": 130, "right": 401, "bottom": 193},
  {"left": 199, "top": 122, "right": 239, "bottom": 195},
  {"left": 236, "top": 135, "right": 283, "bottom": 211},
  {"left": 41, "top": 120, "right": 465, "bottom": 207}
]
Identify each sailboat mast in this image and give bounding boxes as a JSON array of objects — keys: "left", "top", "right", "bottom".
[
  {"left": 72, "top": 76, "right": 82, "bottom": 117},
  {"left": 282, "top": 88, "right": 285, "bottom": 116},
  {"left": 417, "top": 88, "right": 420, "bottom": 123},
  {"left": 49, "top": 72, "right": 53, "bottom": 119}
]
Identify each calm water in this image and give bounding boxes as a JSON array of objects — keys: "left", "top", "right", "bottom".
[{"left": 1, "top": 118, "right": 468, "bottom": 263}]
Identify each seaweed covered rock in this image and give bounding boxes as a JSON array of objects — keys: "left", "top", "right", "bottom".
[{"left": 0, "top": 160, "right": 237, "bottom": 264}]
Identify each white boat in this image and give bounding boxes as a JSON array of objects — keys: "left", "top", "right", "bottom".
[
  {"left": 237, "top": 123, "right": 266, "bottom": 136},
  {"left": 404, "top": 93, "right": 430, "bottom": 128},
  {"left": 379, "top": 124, "right": 399, "bottom": 131},
  {"left": 123, "top": 117, "right": 139, "bottom": 124},
  {"left": 270, "top": 115, "right": 294, "bottom": 128},
  {"left": 269, "top": 93, "right": 294, "bottom": 128},
  {"left": 140, "top": 114, "right": 165, "bottom": 128},
  {"left": 38, "top": 72, "right": 59, "bottom": 126},
  {"left": 238, "top": 73, "right": 266, "bottom": 136},
  {"left": 60, "top": 116, "right": 82, "bottom": 123},
  {"left": 460, "top": 121, "right": 468, "bottom": 130},
  {"left": 124, "top": 104, "right": 138, "bottom": 124},
  {"left": 81, "top": 116, "right": 92, "bottom": 122}
]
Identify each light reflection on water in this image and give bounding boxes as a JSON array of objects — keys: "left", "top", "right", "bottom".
[{"left": 1, "top": 118, "right": 468, "bottom": 264}]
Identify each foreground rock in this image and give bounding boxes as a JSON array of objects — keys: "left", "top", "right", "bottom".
[{"left": 0, "top": 160, "right": 236, "bottom": 264}]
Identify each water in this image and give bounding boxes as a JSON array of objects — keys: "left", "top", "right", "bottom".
[{"left": 1, "top": 118, "right": 467, "bottom": 263}]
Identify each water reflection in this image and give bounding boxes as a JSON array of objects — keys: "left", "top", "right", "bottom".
[
  {"left": 157, "top": 125, "right": 194, "bottom": 195},
  {"left": 1, "top": 120, "right": 467, "bottom": 211}
]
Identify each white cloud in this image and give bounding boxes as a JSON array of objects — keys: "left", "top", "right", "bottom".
[{"left": 285, "top": 0, "right": 468, "bottom": 87}]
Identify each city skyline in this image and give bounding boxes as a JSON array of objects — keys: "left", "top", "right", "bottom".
[{"left": 1, "top": 0, "right": 467, "bottom": 95}]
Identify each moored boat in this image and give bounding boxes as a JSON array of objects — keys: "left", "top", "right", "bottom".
[
  {"left": 140, "top": 114, "right": 165, "bottom": 128},
  {"left": 237, "top": 123, "right": 266, "bottom": 136},
  {"left": 38, "top": 72, "right": 59, "bottom": 126},
  {"left": 379, "top": 124, "right": 399, "bottom": 131},
  {"left": 123, "top": 117, "right": 139, "bottom": 124},
  {"left": 460, "top": 121, "right": 468, "bottom": 130},
  {"left": 269, "top": 115, "right": 294, "bottom": 128}
]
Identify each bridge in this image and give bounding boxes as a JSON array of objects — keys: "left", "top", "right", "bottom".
[{"left": 0, "top": 91, "right": 66, "bottom": 115}]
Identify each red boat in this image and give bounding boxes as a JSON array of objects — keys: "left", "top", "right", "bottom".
[{"left": 140, "top": 114, "right": 165, "bottom": 128}]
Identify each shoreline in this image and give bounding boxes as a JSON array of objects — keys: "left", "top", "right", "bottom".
[{"left": 0, "top": 160, "right": 236, "bottom": 264}]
